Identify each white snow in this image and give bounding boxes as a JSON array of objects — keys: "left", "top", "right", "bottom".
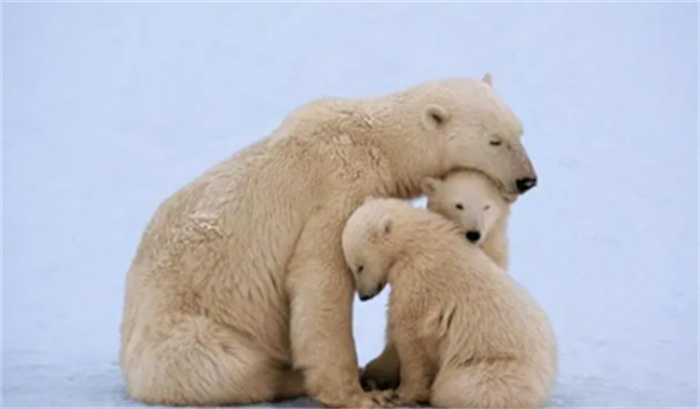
[{"left": 2, "top": 2, "right": 698, "bottom": 408}]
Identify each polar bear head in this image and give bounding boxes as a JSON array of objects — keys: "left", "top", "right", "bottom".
[
  {"left": 409, "top": 74, "right": 537, "bottom": 195},
  {"left": 341, "top": 197, "right": 407, "bottom": 301},
  {"left": 422, "top": 170, "right": 513, "bottom": 245}
]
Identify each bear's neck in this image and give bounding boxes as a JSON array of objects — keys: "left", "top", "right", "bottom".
[{"left": 360, "top": 97, "right": 448, "bottom": 199}]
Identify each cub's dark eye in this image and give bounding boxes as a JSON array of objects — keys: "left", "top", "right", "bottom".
[
  {"left": 455, "top": 204, "right": 464, "bottom": 210},
  {"left": 357, "top": 265, "right": 364, "bottom": 274},
  {"left": 490, "top": 140, "right": 502, "bottom": 146},
  {"left": 483, "top": 205, "right": 491, "bottom": 210}
]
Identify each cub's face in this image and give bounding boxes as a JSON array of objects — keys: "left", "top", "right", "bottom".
[
  {"left": 422, "top": 171, "right": 511, "bottom": 245},
  {"left": 342, "top": 199, "right": 397, "bottom": 301}
]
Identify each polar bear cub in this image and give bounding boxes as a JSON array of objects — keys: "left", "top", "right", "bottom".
[
  {"left": 422, "top": 170, "right": 515, "bottom": 270},
  {"left": 360, "top": 170, "right": 516, "bottom": 391},
  {"left": 343, "top": 198, "right": 557, "bottom": 408}
]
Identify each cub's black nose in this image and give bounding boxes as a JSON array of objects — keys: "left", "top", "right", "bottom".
[
  {"left": 466, "top": 231, "right": 481, "bottom": 242},
  {"left": 516, "top": 177, "right": 537, "bottom": 193}
]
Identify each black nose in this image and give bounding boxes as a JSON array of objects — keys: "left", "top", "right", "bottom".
[
  {"left": 516, "top": 177, "right": 537, "bottom": 193},
  {"left": 465, "top": 231, "right": 481, "bottom": 242}
]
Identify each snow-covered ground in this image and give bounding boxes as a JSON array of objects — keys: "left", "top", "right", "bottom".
[{"left": 2, "top": 2, "right": 698, "bottom": 408}]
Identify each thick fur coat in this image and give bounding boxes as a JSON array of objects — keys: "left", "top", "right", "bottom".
[
  {"left": 343, "top": 198, "right": 557, "bottom": 408},
  {"left": 120, "top": 76, "right": 536, "bottom": 407},
  {"left": 361, "top": 170, "right": 515, "bottom": 391}
]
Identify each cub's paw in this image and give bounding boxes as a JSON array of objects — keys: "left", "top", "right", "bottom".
[
  {"left": 321, "top": 390, "right": 399, "bottom": 409},
  {"left": 365, "top": 389, "right": 400, "bottom": 408},
  {"left": 395, "top": 386, "right": 430, "bottom": 407}
]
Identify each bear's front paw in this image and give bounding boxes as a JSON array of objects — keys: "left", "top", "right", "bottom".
[
  {"left": 365, "top": 389, "right": 400, "bottom": 408},
  {"left": 395, "top": 385, "right": 430, "bottom": 407},
  {"left": 320, "top": 390, "right": 399, "bottom": 409}
]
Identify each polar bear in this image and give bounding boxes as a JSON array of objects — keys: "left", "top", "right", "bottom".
[
  {"left": 343, "top": 198, "right": 557, "bottom": 408},
  {"left": 360, "top": 170, "right": 515, "bottom": 391},
  {"left": 422, "top": 170, "right": 515, "bottom": 270},
  {"left": 120, "top": 75, "right": 538, "bottom": 407}
]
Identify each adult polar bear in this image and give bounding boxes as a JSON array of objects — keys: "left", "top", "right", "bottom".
[{"left": 120, "top": 75, "right": 537, "bottom": 407}]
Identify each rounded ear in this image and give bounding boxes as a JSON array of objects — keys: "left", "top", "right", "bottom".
[
  {"left": 481, "top": 73, "right": 493, "bottom": 87},
  {"left": 423, "top": 104, "right": 450, "bottom": 129},
  {"left": 363, "top": 196, "right": 374, "bottom": 205},
  {"left": 421, "top": 177, "right": 440, "bottom": 196}
]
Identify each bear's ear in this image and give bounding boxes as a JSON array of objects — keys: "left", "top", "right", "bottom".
[
  {"left": 421, "top": 177, "right": 440, "bottom": 196},
  {"left": 380, "top": 216, "right": 393, "bottom": 236},
  {"left": 423, "top": 104, "right": 450, "bottom": 129},
  {"left": 363, "top": 196, "right": 374, "bottom": 205},
  {"left": 481, "top": 73, "right": 493, "bottom": 87}
]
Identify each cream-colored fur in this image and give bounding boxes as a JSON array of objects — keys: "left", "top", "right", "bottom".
[
  {"left": 423, "top": 170, "right": 514, "bottom": 270},
  {"left": 120, "top": 75, "right": 537, "bottom": 407},
  {"left": 344, "top": 198, "right": 557, "bottom": 408},
  {"left": 361, "top": 170, "right": 514, "bottom": 390}
]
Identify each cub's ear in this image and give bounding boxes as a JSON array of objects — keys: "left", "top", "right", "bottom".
[
  {"left": 423, "top": 104, "right": 450, "bottom": 129},
  {"left": 481, "top": 73, "right": 493, "bottom": 87},
  {"left": 421, "top": 177, "right": 440, "bottom": 196},
  {"left": 363, "top": 196, "right": 374, "bottom": 205},
  {"left": 380, "top": 215, "right": 393, "bottom": 236}
]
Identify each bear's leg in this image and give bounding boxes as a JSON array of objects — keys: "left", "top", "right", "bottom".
[
  {"left": 392, "top": 328, "right": 431, "bottom": 405},
  {"left": 361, "top": 342, "right": 401, "bottom": 391},
  {"left": 275, "top": 369, "right": 307, "bottom": 400},
  {"left": 123, "top": 313, "right": 287, "bottom": 406},
  {"left": 431, "top": 361, "right": 548, "bottom": 409},
  {"left": 285, "top": 214, "right": 397, "bottom": 408}
]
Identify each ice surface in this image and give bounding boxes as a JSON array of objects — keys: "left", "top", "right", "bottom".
[{"left": 2, "top": 2, "right": 698, "bottom": 408}]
